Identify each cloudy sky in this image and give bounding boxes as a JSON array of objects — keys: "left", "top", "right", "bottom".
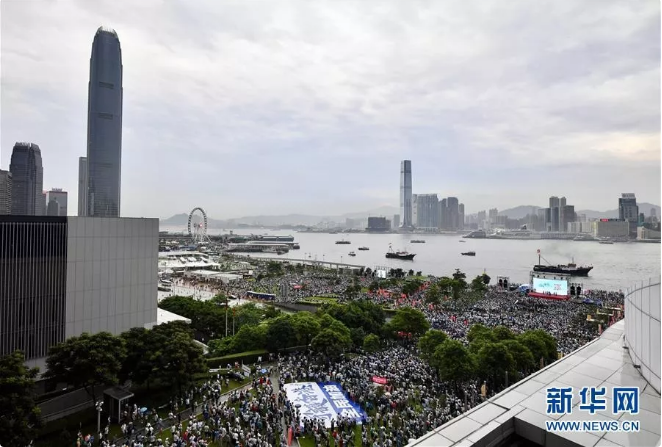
[{"left": 1, "top": 0, "right": 660, "bottom": 218}]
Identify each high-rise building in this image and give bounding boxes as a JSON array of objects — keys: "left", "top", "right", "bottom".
[
  {"left": 458, "top": 203, "right": 465, "bottom": 230},
  {"left": 87, "top": 27, "right": 123, "bottom": 217},
  {"left": 0, "top": 170, "right": 11, "bottom": 215},
  {"left": 399, "top": 160, "right": 413, "bottom": 228},
  {"left": 447, "top": 197, "right": 460, "bottom": 230},
  {"left": 392, "top": 214, "right": 400, "bottom": 229},
  {"left": 366, "top": 216, "right": 390, "bottom": 232},
  {"left": 46, "top": 188, "right": 68, "bottom": 217},
  {"left": 9, "top": 142, "right": 43, "bottom": 216},
  {"left": 488, "top": 208, "right": 498, "bottom": 224},
  {"left": 412, "top": 194, "right": 418, "bottom": 227},
  {"left": 0, "top": 215, "right": 158, "bottom": 369},
  {"left": 619, "top": 193, "right": 639, "bottom": 239},
  {"left": 439, "top": 198, "right": 448, "bottom": 230},
  {"left": 415, "top": 194, "right": 439, "bottom": 229},
  {"left": 560, "top": 205, "right": 575, "bottom": 233},
  {"left": 78, "top": 157, "right": 88, "bottom": 216}
]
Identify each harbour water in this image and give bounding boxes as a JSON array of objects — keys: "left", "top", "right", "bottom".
[{"left": 161, "top": 227, "right": 661, "bottom": 291}]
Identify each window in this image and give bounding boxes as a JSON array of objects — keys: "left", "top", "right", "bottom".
[
  {"left": 99, "top": 81, "right": 114, "bottom": 89},
  {"left": 98, "top": 113, "right": 114, "bottom": 120}
]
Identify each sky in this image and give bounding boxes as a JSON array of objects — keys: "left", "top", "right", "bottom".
[{"left": 1, "top": 0, "right": 660, "bottom": 218}]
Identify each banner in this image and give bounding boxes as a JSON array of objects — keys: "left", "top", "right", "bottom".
[
  {"left": 371, "top": 376, "right": 388, "bottom": 385},
  {"left": 318, "top": 382, "right": 367, "bottom": 424},
  {"left": 283, "top": 383, "right": 337, "bottom": 428}
]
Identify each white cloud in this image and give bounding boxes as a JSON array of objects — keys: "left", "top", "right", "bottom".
[{"left": 1, "top": 0, "right": 659, "bottom": 218}]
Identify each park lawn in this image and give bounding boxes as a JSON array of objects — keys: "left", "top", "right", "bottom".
[{"left": 300, "top": 296, "right": 339, "bottom": 304}]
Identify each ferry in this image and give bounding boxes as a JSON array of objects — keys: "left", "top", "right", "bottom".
[
  {"left": 410, "top": 239, "right": 426, "bottom": 243},
  {"left": 348, "top": 251, "right": 357, "bottom": 257},
  {"left": 599, "top": 240, "right": 614, "bottom": 245},
  {"left": 385, "top": 244, "right": 416, "bottom": 260},
  {"left": 463, "top": 230, "right": 487, "bottom": 239},
  {"left": 461, "top": 251, "right": 476, "bottom": 256},
  {"left": 335, "top": 240, "right": 351, "bottom": 245},
  {"left": 358, "top": 246, "right": 369, "bottom": 251}
]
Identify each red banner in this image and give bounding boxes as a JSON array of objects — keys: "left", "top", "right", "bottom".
[
  {"left": 372, "top": 376, "right": 388, "bottom": 385},
  {"left": 288, "top": 427, "right": 293, "bottom": 446}
]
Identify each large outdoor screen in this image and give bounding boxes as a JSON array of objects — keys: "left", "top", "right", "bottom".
[{"left": 532, "top": 278, "right": 568, "bottom": 296}]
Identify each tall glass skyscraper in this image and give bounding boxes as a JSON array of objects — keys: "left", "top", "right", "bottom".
[
  {"left": 9, "top": 142, "right": 43, "bottom": 216},
  {"left": 400, "top": 160, "right": 413, "bottom": 228},
  {"left": 87, "top": 26, "right": 123, "bottom": 217}
]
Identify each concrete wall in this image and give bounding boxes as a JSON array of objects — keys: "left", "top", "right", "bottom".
[
  {"left": 65, "top": 217, "right": 159, "bottom": 338},
  {"left": 624, "top": 277, "right": 661, "bottom": 393}
]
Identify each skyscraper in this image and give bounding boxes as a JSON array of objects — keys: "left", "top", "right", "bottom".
[
  {"left": 46, "top": 189, "right": 68, "bottom": 216},
  {"left": 447, "top": 197, "right": 460, "bottom": 230},
  {"left": 9, "top": 142, "right": 43, "bottom": 216},
  {"left": 619, "top": 193, "right": 639, "bottom": 239},
  {"left": 0, "top": 170, "right": 11, "bottom": 215},
  {"left": 87, "top": 26, "right": 123, "bottom": 217},
  {"left": 400, "top": 160, "right": 413, "bottom": 228},
  {"left": 458, "top": 203, "right": 465, "bottom": 230},
  {"left": 415, "top": 194, "right": 439, "bottom": 229},
  {"left": 78, "top": 157, "right": 88, "bottom": 216}
]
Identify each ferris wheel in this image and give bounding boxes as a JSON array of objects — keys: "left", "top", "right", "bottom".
[{"left": 187, "top": 207, "right": 210, "bottom": 243}]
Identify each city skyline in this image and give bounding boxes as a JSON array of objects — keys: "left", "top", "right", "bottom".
[{"left": 1, "top": 1, "right": 660, "bottom": 218}]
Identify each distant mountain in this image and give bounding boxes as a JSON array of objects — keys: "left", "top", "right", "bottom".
[
  {"left": 498, "top": 206, "right": 540, "bottom": 219},
  {"left": 160, "top": 205, "right": 401, "bottom": 228},
  {"left": 497, "top": 203, "right": 660, "bottom": 220}
]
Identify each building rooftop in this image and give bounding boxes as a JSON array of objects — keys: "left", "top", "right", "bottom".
[
  {"left": 407, "top": 320, "right": 661, "bottom": 447},
  {"left": 97, "top": 26, "right": 118, "bottom": 37}
]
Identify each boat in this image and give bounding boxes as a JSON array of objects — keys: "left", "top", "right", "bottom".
[
  {"left": 533, "top": 250, "right": 593, "bottom": 276},
  {"left": 459, "top": 240, "right": 466, "bottom": 243},
  {"left": 410, "top": 239, "right": 426, "bottom": 243},
  {"left": 599, "top": 240, "right": 614, "bottom": 245},
  {"left": 335, "top": 240, "right": 351, "bottom": 245},
  {"left": 463, "top": 230, "right": 487, "bottom": 239},
  {"left": 385, "top": 244, "right": 416, "bottom": 260},
  {"left": 358, "top": 246, "right": 369, "bottom": 251},
  {"left": 348, "top": 251, "right": 356, "bottom": 257},
  {"left": 275, "top": 249, "right": 287, "bottom": 255},
  {"left": 461, "top": 251, "right": 476, "bottom": 256}
]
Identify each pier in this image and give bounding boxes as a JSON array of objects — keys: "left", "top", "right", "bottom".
[{"left": 234, "top": 255, "right": 365, "bottom": 270}]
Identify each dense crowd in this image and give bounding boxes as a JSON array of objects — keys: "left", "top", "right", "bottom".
[{"left": 277, "top": 347, "right": 482, "bottom": 447}]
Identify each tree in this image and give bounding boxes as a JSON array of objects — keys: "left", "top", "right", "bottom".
[
  {"left": 45, "top": 332, "right": 126, "bottom": 406},
  {"left": 363, "top": 334, "right": 381, "bottom": 353},
  {"left": 388, "top": 308, "right": 430, "bottom": 336},
  {"left": 230, "top": 324, "right": 267, "bottom": 352},
  {"left": 311, "top": 329, "right": 352, "bottom": 358},
  {"left": 492, "top": 326, "right": 516, "bottom": 341},
  {"left": 120, "top": 327, "right": 155, "bottom": 386},
  {"left": 290, "top": 312, "right": 321, "bottom": 346},
  {"left": 476, "top": 343, "right": 516, "bottom": 388},
  {"left": 528, "top": 329, "right": 559, "bottom": 364},
  {"left": 424, "top": 283, "right": 442, "bottom": 306},
  {"left": 343, "top": 282, "right": 362, "bottom": 300},
  {"left": 266, "top": 316, "right": 298, "bottom": 351},
  {"left": 501, "top": 339, "right": 535, "bottom": 377},
  {"left": 517, "top": 332, "right": 548, "bottom": 368},
  {"left": 408, "top": 269, "right": 414, "bottom": 276},
  {"left": 263, "top": 305, "right": 281, "bottom": 319},
  {"left": 431, "top": 340, "right": 475, "bottom": 385},
  {"left": 467, "top": 324, "right": 495, "bottom": 344},
  {"left": 418, "top": 330, "right": 448, "bottom": 360},
  {"left": 153, "top": 332, "right": 206, "bottom": 396},
  {"left": 368, "top": 281, "right": 380, "bottom": 292},
  {"left": 234, "top": 303, "right": 264, "bottom": 329},
  {"left": 401, "top": 279, "right": 423, "bottom": 297},
  {"left": 470, "top": 275, "right": 488, "bottom": 294},
  {"left": 266, "top": 261, "right": 283, "bottom": 276},
  {"left": 481, "top": 273, "right": 491, "bottom": 285},
  {"left": 0, "top": 351, "right": 41, "bottom": 447}
]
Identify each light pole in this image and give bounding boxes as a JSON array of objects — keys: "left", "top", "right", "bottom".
[{"left": 95, "top": 400, "right": 104, "bottom": 435}]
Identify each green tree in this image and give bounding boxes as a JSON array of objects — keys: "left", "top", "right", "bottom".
[
  {"left": 263, "top": 305, "right": 281, "bottom": 319},
  {"left": 311, "top": 329, "right": 352, "bottom": 358},
  {"left": 350, "top": 327, "right": 366, "bottom": 347},
  {"left": 266, "top": 261, "right": 283, "bottom": 276},
  {"left": 290, "top": 312, "right": 321, "bottom": 346},
  {"left": 501, "top": 339, "right": 535, "bottom": 376},
  {"left": 387, "top": 308, "right": 430, "bottom": 336},
  {"left": 467, "top": 324, "right": 496, "bottom": 344},
  {"left": 424, "top": 283, "right": 442, "bottom": 306},
  {"left": 363, "top": 334, "right": 381, "bottom": 353},
  {"left": 266, "top": 316, "right": 298, "bottom": 351},
  {"left": 481, "top": 273, "right": 491, "bottom": 285},
  {"left": 492, "top": 325, "right": 516, "bottom": 341},
  {"left": 517, "top": 332, "right": 548, "bottom": 368},
  {"left": 476, "top": 342, "right": 516, "bottom": 388},
  {"left": 230, "top": 324, "right": 267, "bottom": 352},
  {"left": 471, "top": 275, "right": 488, "bottom": 294},
  {"left": 527, "top": 329, "right": 558, "bottom": 364},
  {"left": 234, "top": 303, "right": 264, "bottom": 329},
  {"left": 208, "top": 337, "right": 234, "bottom": 357},
  {"left": 401, "top": 279, "right": 423, "bottom": 297},
  {"left": 153, "top": 331, "right": 206, "bottom": 396},
  {"left": 120, "top": 327, "right": 155, "bottom": 386},
  {"left": 431, "top": 339, "right": 475, "bottom": 385},
  {"left": 0, "top": 351, "right": 41, "bottom": 447},
  {"left": 418, "top": 330, "right": 448, "bottom": 360},
  {"left": 45, "top": 332, "right": 126, "bottom": 406}
]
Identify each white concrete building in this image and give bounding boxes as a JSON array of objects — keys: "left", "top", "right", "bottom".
[{"left": 592, "top": 219, "right": 629, "bottom": 239}]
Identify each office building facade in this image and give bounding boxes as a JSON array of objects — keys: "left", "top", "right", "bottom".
[
  {"left": 399, "top": 160, "right": 413, "bottom": 228},
  {"left": 366, "top": 216, "right": 390, "bottom": 232},
  {"left": 619, "top": 193, "right": 639, "bottom": 239},
  {"left": 0, "top": 216, "right": 158, "bottom": 369},
  {"left": 78, "top": 157, "right": 88, "bottom": 216},
  {"left": 592, "top": 219, "right": 629, "bottom": 239},
  {"left": 392, "top": 214, "right": 400, "bottom": 229},
  {"left": 46, "top": 189, "right": 68, "bottom": 217},
  {"left": 0, "top": 170, "right": 11, "bottom": 215},
  {"left": 9, "top": 142, "right": 44, "bottom": 216},
  {"left": 415, "top": 194, "right": 439, "bottom": 229},
  {"left": 87, "top": 27, "right": 123, "bottom": 217}
]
